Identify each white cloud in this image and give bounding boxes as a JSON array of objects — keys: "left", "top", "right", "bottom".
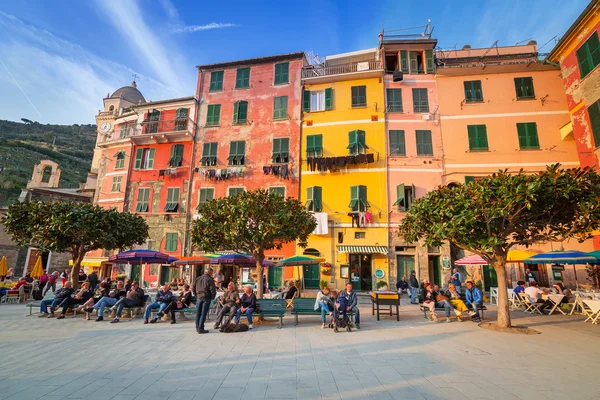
[
  {"left": 172, "top": 22, "right": 237, "bottom": 33},
  {"left": 158, "top": 0, "right": 179, "bottom": 21}
]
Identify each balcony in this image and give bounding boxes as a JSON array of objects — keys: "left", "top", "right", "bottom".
[
  {"left": 302, "top": 61, "right": 382, "bottom": 83},
  {"left": 98, "top": 118, "right": 195, "bottom": 147}
]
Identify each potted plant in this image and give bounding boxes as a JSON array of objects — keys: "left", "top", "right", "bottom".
[
  {"left": 376, "top": 280, "right": 389, "bottom": 291},
  {"left": 320, "top": 279, "right": 329, "bottom": 289},
  {"left": 321, "top": 262, "right": 332, "bottom": 276}
]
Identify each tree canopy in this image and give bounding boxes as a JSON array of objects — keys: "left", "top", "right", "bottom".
[
  {"left": 398, "top": 165, "right": 600, "bottom": 328},
  {"left": 191, "top": 189, "right": 317, "bottom": 298},
  {"left": 1, "top": 201, "right": 149, "bottom": 287}
]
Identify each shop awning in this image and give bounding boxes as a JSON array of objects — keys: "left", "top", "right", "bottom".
[
  {"left": 337, "top": 245, "right": 388, "bottom": 254},
  {"left": 69, "top": 257, "right": 109, "bottom": 267},
  {"left": 559, "top": 121, "right": 573, "bottom": 141}
]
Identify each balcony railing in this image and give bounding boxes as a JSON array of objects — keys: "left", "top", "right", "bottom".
[
  {"left": 302, "top": 61, "right": 380, "bottom": 79},
  {"left": 100, "top": 118, "right": 194, "bottom": 144}
]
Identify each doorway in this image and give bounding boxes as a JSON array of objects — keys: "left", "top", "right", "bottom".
[
  {"left": 349, "top": 254, "right": 372, "bottom": 291},
  {"left": 302, "top": 264, "right": 320, "bottom": 289},
  {"left": 130, "top": 265, "right": 141, "bottom": 283},
  {"left": 160, "top": 266, "right": 178, "bottom": 285},
  {"left": 428, "top": 256, "right": 441, "bottom": 285},
  {"left": 268, "top": 267, "right": 283, "bottom": 290},
  {"left": 396, "top": 255, "right": 415, "bottom": 282},
  {"left": 482, "top": 265, "right": 498, "bottom": 291}
]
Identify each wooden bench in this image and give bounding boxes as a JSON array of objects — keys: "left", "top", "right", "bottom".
[
  {"left": 419, "top": 303, "right": 487, "bottom": 320},
  {"left": 291, "top": 298, "right": 321, "bottom": 325},
  {"left": 119, "top": 294, "right": 151, "bottom": 320},
  {"left": 25, "top": 292, "right": 55, "bottom": 316},
  {"left": 256, "top": 299, "right": 286, "bottom": 328}
]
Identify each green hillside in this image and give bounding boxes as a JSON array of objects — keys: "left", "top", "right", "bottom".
[{"left": 0, "top": 119, "right": 96, "bottom": 206}]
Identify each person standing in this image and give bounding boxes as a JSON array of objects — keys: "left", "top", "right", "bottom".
[
  {"left": 87, "top": 270, "right": 99, "bottom": 291},
  {"left": 39, "top": 270, "right": 48, "bottom": 295},
  {"left": 77, "top": 270, "right": 87, "bottom": 285},
  {"left": 193, "top": 267, "right": 216, "bottom": 334},
  {"left": 43, "top": 272, "right": 59, "bottom": 295},
  {"left": 60, "top": 269, "right": 69, "bottom": 286},
  {"left": 409, "top": 271, "right": 419, "bottom": 304},
  {"left": 450, "top": 268, "right": 462, "bottom": 294},
  {"left": 525, "top": 269, "right": 536, "bottom": 286},
  {"left": 213, "top": 269, "right": 225, "bottom": 289}
]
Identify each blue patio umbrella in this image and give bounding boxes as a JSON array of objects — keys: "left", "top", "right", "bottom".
[
  {"left": 209, "top": 253, "right": 274, "bottom": 267},
  {"left": 109, "top": 250, "right": 177, "bottom": 265},
  {"left": 523, "top": 250, "right": 599, "bottom": 284}
]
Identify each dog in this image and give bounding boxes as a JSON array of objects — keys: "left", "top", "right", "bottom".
[{"left": 220, "top": 323, "right": 249, "bottom": 333}]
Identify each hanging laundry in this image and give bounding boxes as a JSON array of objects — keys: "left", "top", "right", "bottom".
[
  {"left": 281, "top": 164, "right": 289, "bottom": 180},
  {"left": 358, "top": 212, "right": 366, "bottom": 226},
  {"left": 263, "top": 166, "right": 271, "bottom": 175},
  {"left": 318, "top": 158, "right": 327, "bottom": 172},
  {"left": 325, "top": 157, "right": 335, "bottom": 171},
  {"left": 272, "top": 166, "right": 280, "bottom": 176},
  {"left": 366, "top": 153, "right": 375, "bottom": 164},
  {"left": 355, "top": 154, "right": 367, "bottom": 164},
  {"left": 158, "top": 170, "right": 165, "bottom": 177},
  {"left": 237, "top": 166, "right": 243, "bottom": 177},
  {"left": 346, "top": 156, "right": 356, "bottom": 165},
  {"left": 311, "top": 212, "right": 328, "bottom": 235},
  {"left": 365, "top": 211, "right": 373, "bottom": 223},
  {"left": 348, "top": 212, "right": 360, "bottom": 228},
  {"left": 335, "top": 157, "right": 346, "bottom": 168},
  {"left": 208, "top": 169, "right": 216, "bottom": 180}
]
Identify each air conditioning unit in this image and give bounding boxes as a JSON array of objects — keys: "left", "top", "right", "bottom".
[
  {"left": 392, "top": 71, "right": 403, "bottom": 82},
  {"left": 421, "top": 113, "right": 431, "bottom": 121}
]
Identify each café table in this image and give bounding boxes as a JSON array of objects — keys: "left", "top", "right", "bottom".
[
  {"left": 582, "top": 300, "right": 600, "bottom": 324},
  {"left": 546, "top": 294, "right": 566, "bottom": 315}
]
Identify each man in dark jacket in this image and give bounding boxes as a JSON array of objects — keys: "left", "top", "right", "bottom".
[
  {"left": 144, "top": 284, "right": 175, "bottom": 324},
  {"left": 234, "top": 285, "right": 257, "bottom": 329},
  {"left": 193, "top": 267, "right": 216, "bottom": 334},
  {"left": 110, "top": 282, "right": 146, "bottom": 323},
  {"left": 87, "top": 271, "right": 99, "bottom": 291},
  {"left": 39, "top": 281, "right": 74, "bottom": 318},
  {"left": 409, "top": 270, "right": 419, "bottom": 304}
]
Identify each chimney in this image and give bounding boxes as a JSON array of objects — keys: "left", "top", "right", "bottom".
[{"left": 462, "top": 45, "right": 471, "bottom": 50}]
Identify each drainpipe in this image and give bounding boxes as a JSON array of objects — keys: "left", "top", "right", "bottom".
[{"left": 183, "top": 71, "right": 204, "bottom": 256}]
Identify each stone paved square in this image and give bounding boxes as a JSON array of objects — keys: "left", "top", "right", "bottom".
[{"left": 1, "top": 302, "right": 599, "bottom": 400}]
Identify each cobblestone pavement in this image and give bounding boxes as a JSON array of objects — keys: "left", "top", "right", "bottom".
[{"left": 0, "top": 301, "right": 598, "bottom": 400}]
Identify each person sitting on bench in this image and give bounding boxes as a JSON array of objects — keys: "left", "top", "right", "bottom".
[
  {"left": 39, "top": 282, "right": 74, "bottom": 318},
  {"left": 315, "top": 286, "right": 333, "bottom": 329},
  {"left": 465, "top": 281, "right": 483, "bottom": 322},
  {"left": 84, "top": 281, "right": 126, "bottom": 321},
  {"left": 214, "top": 282, "right": 239, "bottom": 330},
  {"left": 161, "top": 283, "right": 194, "bottom": 322},
  {"left": 56, "top": 282, "right": 93, "bottom": 319},
  {"left": 144, "top": 283, "right": 175, "bottom": 324},
  {"left": 110, "top": 281, "right": 145, "bottom": 323},
  {"left": 282, "top": 280, "right": 297, "bottom": 300},
  {"left": 339, "top": 282, "right": 360, "bottom": 329},
  {"left": 235, "top": 285, "right": 256, "bottom": 329},
  {"left": 446, "top": 283, "right": 468, "bottom": 320},
  {"left": 421, "top": 283, "right": 438, "bottom": 322},
  {"left": 433, "top": 284, "right": 462, "bottom": 323},
  {"left": 75, "top": 282, "right": 110, "bottom": 317}
]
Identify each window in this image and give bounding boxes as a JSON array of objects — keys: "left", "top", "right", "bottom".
[
  {"left": 201, "top": 142, "right": 218, "bottom": 166},
  {"left": 228, "top": 141, "right": 246, "bottom": 166},
  {"left": 412, "top": 88, "right": 429, "bottom": 113},
  {"left": 274, "top": 62, "right": 289, "bottom": 85},
  {"left": 273, "top": 96, "right": 288, "bottom": 120},
  {"left": 165, "top": 233, "right": 178, "bottom": 252},
  {"left": 303, "top": 89, "right": 332, "bottom": 112},
  {"left": 228, "top": 187, "right": 244, "bottom": 197},
  {"left": 348, "top": 130, "right": 368, "bottom": 156},
  {"left": 465, "top": 176, "right": 475, "bottom": 184},
  {"left": 272, "top": 138, "right": 290, "bottom": 163},
  {"left": 393, "top": 184, "right": 415, "bottom": 211},
  {"left": 385, "top": 52, "right": 399, "bottom": 73},
  {"left": 269, "top": 187, "right": 285, "bottom": 197},
  {"left": 349, "top": 185, "right": 368, "bottom": 212},
  {"left": 467, "top": 125, "right": 489, "bottom": 151},
  {"left": 134, "top": 148, "right": 156, "bottom": 170},
  {"left": 514, "top": 77, "right": 535, "bottom": 99},
  {"left": 197, "top": 188, "right": 214, "bottom": 210},
  {"left": 400, "top": 50, "right": 409, "bottom": 73},
  {"left": 41, "top": 166, "right": 52, "bottom": 183},
  {"left": 147, "top": 110, "right": 160, "bottom": 134},
  {"left": 168, "top": 144, "right": 184, "bottom": 167},
  {"left": 409, "top": 51, "right": 423, "bottom": 74},
  {"left": 386, "top": 88, "right": 403, "bottom": 112},
  {"left": 206, "top": 104, "right": 221, "bottom": 126},
  {"left": 175, "top": 108, "right": 188, "bottom": 131},
  {"left": 516, "top": 122, "right": 540, "bottom": 150},
  {"left": 588, "top": 100, "right": 600, "bottom": 147},
  {"left": 135, "top": 188, "right": 150, "bottom": 213},
  {"left": 114, "top": 151, "right": 126, "bottom": 169},
  {"left": 235, "top": 67, "right": 250, "bottom": 89},
  {"left": 306, "top": 134, "right": 323, "bottom": 157},
  {"left": 351, "top": 86, "right": 367, "bottom": 107},
  {"left": 118, "top": 125, "right": 129, "bottom": 138},
  {"left": 306, "top": 186, "right": 322, "bottom": 212},
  {"left": 416, "top": 130, "right": 433, "bottom": 156},
  {"left": 209, "top": 70, "right": 224, "bottom": 92},
  {"left": 111, "top": 176, "right": 122, "bottom": 192},
  {"left": 164, "top": 188, "right": 180, "bottom": 212},
  {"left": 389, "top": 130, "right": 406, "bottom": 156},
  {"left": 464, "top": 80, "right": 483, "bottom": 102},
  {"left": 576, "top": 32, "right": 600, "bottom": 78},
  {"left": 354, "top": 232, "right": 366, "bottom": 239},
  {"left": 232, "top": 100, "right": 248, "bottom": 124}
]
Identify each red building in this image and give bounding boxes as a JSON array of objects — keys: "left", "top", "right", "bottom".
[{"left": 193, "top": 53, "right": 305, "bottom": 287}]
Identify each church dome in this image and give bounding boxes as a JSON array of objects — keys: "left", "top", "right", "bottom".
[{"left": 110, "top": 81, "right": 145, "bottom": 104}]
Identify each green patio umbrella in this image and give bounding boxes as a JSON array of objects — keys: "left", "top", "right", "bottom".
[{"left": 275, "top": 255, "right": 324, "bottom": 292}]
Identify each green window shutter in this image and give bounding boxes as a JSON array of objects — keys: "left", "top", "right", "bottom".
[
  {"left": 416, "top": 130, "right": 433, "bottom": 156},
  {"left": 358, "top": 185, "right": 368, "bottom": 212},
  {"left": 136, "top": 188, "right": 149, "bottom": 213},
  {"left": 228, "top": 141, "right": 246, "bottom": 165},
  {"left": 229, "top": 188, "right": 244, "bottom": 197},
  {"left": 175, "top": 108, "right": 188, "bottom": 119},
  {"left": 588, "top": 100, "right": 600, "bottom": 147},
  {"left": 115, "top": 151, "right": 125, "bottom": 169},
  {"left": 165, "top": 233, "right": 178, "bottom": 252},
  {"left": 464, "top": 80, "right": 483, "bottom": 102},
  {"left": 386, "top": 88, "right": 403, "bottom": 112},
  {"left": 146, "top": 148, "right": 155, "bottom": 169},
  {"left": 206, "top": 104, "right": 221, "bottom": 126},
  {"left": 400, "top": 50, "right": 409, "bottom": 73},
  {"left": 411, "top": 184, "right": 416, "bottom": 203},
  {"left": 273, "top": 96, "right": 288, "bottom": 120},
  {"left": 351, "top": 86, "right": 367, "bottom": 107},
  {"left": 272, "top": 138, "right": 290, "bottom": 163},
  {"left": 409, "top": 51, "right": 418, "bottom": 73},
  {"left": 412, "top": 88, "right": 429, "bottom": 113},
  {"left": 306, "top": 186, "right": 314, "bottom": 211},
  {"left": 325, "top": 88, "right": 333, "bottom": 110},
  {"left": 171, "top": 144, "right": 184, "bottom": 166},
  {"left": 389, "top": 130, "right": 406, "bottom": 156},
  {"left": 198, "top": 188, "right": 214, "bottom": 210},
  {"left": 467, "top": 125, "right": 488, "bottom": 151},
  {"left": 514, "top": 77, "right": 535, "bottom": 99},
  {"left": 306, "top": 134, "right": 323, "bottom": 157},
  {"left": 235, "top": 67, "right": 250, "bottom": 89},
  {"left": 577, "top": 32, "right": 600, "bottom": 78},
  {"left": 269, "top": 187, "right": 286, "bottom": 197},
  {"left": 238, "top": 101, "right": 248, "bottom": 123},
  {"left": 274, "top": 62, "right": 289, "bottom": 85},
  {"left": 134, "top": 148, "right": 143, "bottom": 169},
  {"left": 517, "top": 123, "right": 540, "bottom": 149},
  {"left": 393, "top": 184, "right": 405, "bottom": 211},
  {"left": 465, "top": 176, "right": 475, "bottom": 184},
  {"left": 209, "top": 71, "right": 224, "bottom": 91},
  {"left": 348, "top": 130, "right": 358, "bottom": 155},
  {"left": 313, "top": 186, "right": 322, "bottom": 212},
  {"left": 164, "top": 188, "right": 180, "bottom": 212},
  {"left": 303, "top": 90, "right": 311, "bottom": 112},
  {"left": 425, "top": 49, "right": 434, "bottom": 74},
  {"left": 349, "top": 186, "right": 359, "bottom": 211},
  {"left": 356, "top": 130, "right": 368, "bottom": 153},
  {"left": 201, "top": 142, "right": 218, "bottom": 166}
]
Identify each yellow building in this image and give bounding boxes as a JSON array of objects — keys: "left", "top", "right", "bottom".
[{"left": 298, "top": 49, "right": 388, "bottom": 292}]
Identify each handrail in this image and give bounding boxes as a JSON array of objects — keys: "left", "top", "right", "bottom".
[
  {"left": 302, "top": 60, "right": 380, "bottom": 79},
  {"left": 100, "top": 118, "right": 194, "bottom": 144}
]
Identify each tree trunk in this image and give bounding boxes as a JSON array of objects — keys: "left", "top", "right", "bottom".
[
  {"left": 70, "top": 247, "right": 85, "bottom": 290},
  {"left": 255, "top": 256, "right": 264, "bottom": 299},
  {"left": 493, "top": 257, "right": 511, "bottom": 328}
]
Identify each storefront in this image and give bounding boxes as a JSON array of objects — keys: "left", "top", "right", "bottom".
[{"left": 338, "top": 245, "right": 388, "bottom": 291}]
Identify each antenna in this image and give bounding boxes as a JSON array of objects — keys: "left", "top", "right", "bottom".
[
  {"left": 515, "top": 38, "right": 533, "bottom": 45},
  {"left": 132, "top": 73, "right": 139, "bottom": 83}
]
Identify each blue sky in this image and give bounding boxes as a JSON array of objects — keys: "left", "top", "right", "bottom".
[{"left": 0, "top": 0, "right": 590, "bottom": 125}]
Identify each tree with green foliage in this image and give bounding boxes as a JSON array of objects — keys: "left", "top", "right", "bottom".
[
  {"left": 1, "top": 201, "right": 149, "bottom": 288},
  {"left": 398, "top": 165, "right": 600, "bottom": 328},
  {"left": 191, "top": 189, "right": 317, "bottom": 298}
]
